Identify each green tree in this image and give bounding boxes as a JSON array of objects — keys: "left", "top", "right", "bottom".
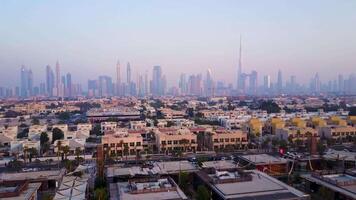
[
  {"left": 40, "top": 132, "right": 49, "bottom": 145},
  {"left": 62, "top": 145, "right": 70, "bottom": 160},
  {"left": 196, "top": 185, "right": 211, "bottom": 200},
  {"left": 94, "top": 188, "right": 108, "bottom": 200},
  {"left": 27, "top": 147, "right": 38, "bottom": 163},
  {"left": 31, "top": 118, "right": 40, "bottom": 125},
  {"left": 52, "top": 128, "right": 64, "bottom": 143},
  {"left": 75, "top": 147, "right": 82, "bottom": 162}
]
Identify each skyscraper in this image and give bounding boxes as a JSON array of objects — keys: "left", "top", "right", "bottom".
[
  {"left": 116, "top": 60, "right": 121, "bottom": 95},
  {"left": 263, "top": 75, "right": 271, "bottom": 91},
  {"left": 205, "top": 68, "right": 214, "bottom": 97},
  {"left": 277, "top": 69, "right": 283, "bottom": 94},
  {"left": 248, "top": 70, "right": 257, "bottom": 95},
  {"left": 28, "top": 69, "right": 33, "bottom": 96},
  {"left": 20, "top": 65, "right": 28, "bottom": 98},
  {"left": 152, "top": 66, "right": 163, "bottom": 95},
  {"left": 126, "top": 62, "right": 131, "bottom": 85},
  {"left": 237, "top": 36, "right": 243, "bottom": 91},
  {"left": 66, "top": 73, "right": 72, "bottom": 97},
  {"left": 46, "top": 65, "right": 55, "bottom": 96},
  {"left": 55, "top": 60, "right": 61, "bottom": 96}
]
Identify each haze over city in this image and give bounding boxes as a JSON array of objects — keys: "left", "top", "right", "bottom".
[{"left": 1, "top": 0, "right": 356, "bottom": 89}]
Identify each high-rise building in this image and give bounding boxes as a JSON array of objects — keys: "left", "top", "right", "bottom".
[
  {"left": 152, "top": 65, "right": 163, "bottom": 96},
  {"left": 55, "top": 60, "right": 61, "bottom": 97},
  {"left": 248, "top": 70, "right": 257, "bottom": 95},
  {"left": 99, "top": 76, "right": 113, "bottom": 97},
  {"left": 338, "top": 74, "right": 344, "bottom": 93},
  {"left": 237, "top": 36, "right": 243, "bottom": 92},
  {"left": 263, "top": 75, "right": 271, "bottom": 91},
  {"left": 20, "top": 65, "right": 28, "bottom": 97},
  {"left": 126, "top": 62, "right": 131, "bottom": 85},
  {"left": 20, "top": 65, "right": 33, "bottom": 98},
  {"left": 204, "top": 68, "right": 214, "bottom": 96},
  {"left": 179, "top": 73, "right": 188, "bottom": 95},
  {"left": 28, "top": 69, "right": 33, "bottom": 96},
  {"left": 66, "top": 73, "right": 72, "bottom": 97},
  {"left": 116, "top": 60, "right": 121, "bottom": 96},
  {"left": 277, "top": 69, "right": 283, "bottom": 94},
  {"left": 46, "top": 65, "right": 55, "bottom": 96}
]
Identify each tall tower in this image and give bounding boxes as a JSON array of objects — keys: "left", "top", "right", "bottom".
[
  {"left": 237, "top": 35, "right": 242, "bottom": 91},
  {"left": 20, "top": 65, "right": 28, "bottom": 98},
  {"left": 116, "top": 60, "right": 121, "bottom": 95},
  {"left": 277, "top": 69, "right": 283, "bottom": 94},
  {"left": 55, "top": 60, "right": 61, "bottom": 96},
  {"left": 126, "top": 62, "right": 131, "bottom": 84},
  {"left": 46, "top": 65, "right": 54, "bottom": 96},
  {"left": 152, "top": 66, "right": 162, "bottom": 95}
]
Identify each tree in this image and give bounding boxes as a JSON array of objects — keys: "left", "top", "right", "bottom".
[
  {"left": 349, "top": 106, "right": 356, "bottom": 116},
  {"left": 196, "top": 185, "right": 211, "bottom": 200},
  {"left": 56, "top": 140, "right": 63, "bottom": 163},
  {"left": 259, "top": 100, "right": 281, "bottom": 113},
  {"left": 31, "top": 118, "right": 40, "bottom": 125},
  {"left": 58, "top": 112, "right": 71, "bottom": 121},
  {"left": 52, "top": 128, "right": 64, "bottom": 143},
  {"left": 317, "top": 142, "right": 326, "bottom": 156},
  {"left": 91, "top": 124, "right": 101, "bottom": 136},
  {"left": 94, "top": 188, "right": 108, "bottom": 200},
  {"left": 25, "top": 147, "right": 38, "bottom": 163},
  {"left": 75, "top": 147, "right": 82, "bottom": 162},
  {"left": 62, "top": 145, "right": 70, "bottom": 160},
  {"left": 40, "top": 132, "right": 49, "bottom": 145},
  {"left": 123, "top": 145, "right": 129, "bottom": 160}
]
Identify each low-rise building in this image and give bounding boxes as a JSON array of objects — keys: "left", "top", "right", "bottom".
[
  {"left": 276, "top": 127, "right": 318, "bottom": 142},
  {"left": 110, "top": 177, "right": 188, "bottom": 200},
  {"left": 155, "top": 128, "right": 198, "bottom": 153},
  {"left": 319, "top": 125, "right": 356, "bottom": 140},
  {"left": 196, "top": 169, "right": 308, "bottom": 200},
  {"left": 102, "top": 131, "right": 143, "bottom": 156},
  {"left": 101, "top": 122, "right": 117, "bottom": 133},
  {"left": 301, "top": 169, "right": 356, "bottom": 200}
]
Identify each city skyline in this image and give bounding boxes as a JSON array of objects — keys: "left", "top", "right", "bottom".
[{"left": 1, "top": 1, "right": 356, "bottom": 88}]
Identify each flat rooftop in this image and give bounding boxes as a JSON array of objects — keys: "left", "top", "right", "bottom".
[
  {"left": 209, "top": 170, "right": 308, "bottom": 200},
  {"left": 240, "top": 154, "right": 287, "bottom": 165},
  {"left": 107, "top": 161, "right": 197, "bottom": 178},
  {"left": 0, "top": 168, "right": 66, "bottom": 181},
  {"left": 202, "top": 160, "right": 238, "bottom": 170},
  {"left": 0, "top": 183, "right": 41, "bottom": 200},
  {"left": 302, "top": 172, "right": 356, "bottom": 199},
  {"left": 110, "top": 178, "right": 188, "bottom": 200}
]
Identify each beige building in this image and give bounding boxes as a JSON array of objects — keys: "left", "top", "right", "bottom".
[
  {"left": 28, "top": 125, "right": 47, "bottom": 140},
  {"left": 101, "top": 122, "right": 117, "bottom": 133},
  {"left": 319, "top": 125, "right": 356, "bottom": 140},
  {"left": 154, "top": 128, "right": 197, "bottom": 153},
  {"left": 102, "top": 131, "right": 143, "bottom": 156},
  {"left": 209, "top": 129, "right": 248, "bottom": 151},
  {"left": 276, "top": 127, "right": 318, "bottom": 142}
]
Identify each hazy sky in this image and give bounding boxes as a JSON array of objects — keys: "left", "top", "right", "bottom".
[{"left": 0, "top": 0, "right": 355, "bottom": 88}]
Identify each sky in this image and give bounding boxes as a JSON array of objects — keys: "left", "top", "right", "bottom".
[{"left": 0, "top": 0, "right": 355, "bottom": 88}]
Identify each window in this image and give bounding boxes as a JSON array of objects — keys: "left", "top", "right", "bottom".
[
  {"left": 231, "top": 138, "right": 235, "bottom": 142},
  {"left": 168, "top": 140, "right": 172, "bottom": 145},
  {"left": 173, "top": 140, "right": 178, "bottom": 144},
  {"left": 162, "top": 141, "right": 166, "bottom": 145},
  {"left": 214, "top": 139, "right": 218, "bottom": 143},
  {"left": 130, "top": 142, "right": 135, "bottom": 147},
  {"left": 225, "top": 138, "right": 229, "bottom": 142},
  {"left": 191, "top": 140, "right": 195, "bottom": 143},
  {"left": 136, "top": 142, "right": 141, "bottom": 146},
  {"left": 110, "top": 143, "right": 115, "bottom": 147},
  {"left": 220, "top": 139, "right": 224, "bottom": 142}
]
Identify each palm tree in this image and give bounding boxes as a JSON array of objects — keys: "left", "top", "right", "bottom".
[
  {"left": 75, "top": 147, "right": 81, "bottom": 162},
  {"left": 56, "top": 140, "right": 62, "bottom": 163},
  {"left": 123, "top": 145, "right": 129, "bottom": 160},
  {"left": 28, "top": 147, "right": 38, "bottom": 163},
  {"left": 23, "top": 147, "right": 28, "bottom": 164},
  {"left": 62, "top": 145, "right": 70, "bottom": 160},
  {"left": 180, "top": 139, "right": 190, "bottom": 152}
]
